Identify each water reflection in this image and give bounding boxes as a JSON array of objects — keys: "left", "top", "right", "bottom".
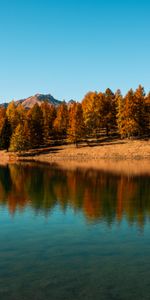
[{"left": 0, "top": 163, "right": 150, "bottom": 228}]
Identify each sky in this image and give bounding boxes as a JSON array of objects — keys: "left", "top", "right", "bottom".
[{"left": 0, "top": 0, "right": 150, "bottom": 103}]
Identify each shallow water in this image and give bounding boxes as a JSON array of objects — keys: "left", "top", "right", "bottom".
[{"left": 0, "top": 163, "right": 150, "bottom": 300}]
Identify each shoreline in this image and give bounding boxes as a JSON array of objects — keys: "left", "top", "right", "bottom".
[{"left": 0, "top": 139, "right": 150, "bottom": 175}]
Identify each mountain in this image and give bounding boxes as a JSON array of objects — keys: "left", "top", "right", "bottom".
[
  {"left": 0, "top": 93, "right": 62, "bottom": 109},
  {"left": 15, "top": 93, "right": 62, "bottom": 109},
  {"left": 0, "top": 94, "right": 77, "bottom": 109}
]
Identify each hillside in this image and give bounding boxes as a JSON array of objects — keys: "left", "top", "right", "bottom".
[
  {"left": 0, "top": 93, "right": 63, "bottom": 109},
  {"left": 15, "top": 93, "right": 62, "bottom": 108}
]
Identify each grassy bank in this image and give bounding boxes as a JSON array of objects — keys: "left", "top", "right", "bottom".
[{"left": 0, "top": 138, "right": 150, "bottom": 175}]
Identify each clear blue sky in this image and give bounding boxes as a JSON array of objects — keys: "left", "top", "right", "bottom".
[{"left": 0, "top": 0, "right": 150, "bottom": 103}]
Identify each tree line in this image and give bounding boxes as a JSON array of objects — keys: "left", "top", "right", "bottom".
[{"left": 0, "top": 85, "right": 149, "bottom": 151}]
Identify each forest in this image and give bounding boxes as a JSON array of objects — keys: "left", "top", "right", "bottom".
[{"left": 0, "top": 85, "right": 149, "bottom": 152}]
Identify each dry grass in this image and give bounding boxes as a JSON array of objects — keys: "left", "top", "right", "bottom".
[{"left": 0, "top": 139, "right": 150, "bottom": 175}]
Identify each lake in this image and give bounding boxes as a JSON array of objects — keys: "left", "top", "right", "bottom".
[{"left": 0, "top": 163, "right": 150, "bottom": 300}]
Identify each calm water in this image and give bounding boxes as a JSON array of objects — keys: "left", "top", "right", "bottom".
[{"left": 0, "top": 163, "right": 150, "bottom": 300}]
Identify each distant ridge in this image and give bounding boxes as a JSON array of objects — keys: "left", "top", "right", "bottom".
[
  {"left": 15, "top": 94, "right": 61, "bottom": 109},
  {"left": 0, "top": 93, "right": 76, "bottom": 109}
]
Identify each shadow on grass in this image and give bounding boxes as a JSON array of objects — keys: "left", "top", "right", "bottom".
[
  {"left": 18, "top": 146, "right": 64, "bottom": 157},
  {"left": 17, "top": 135, "right": 149, "bottom": 156},
  {"left": 83, "top": 136, "right": 126, "bottom": 147}
]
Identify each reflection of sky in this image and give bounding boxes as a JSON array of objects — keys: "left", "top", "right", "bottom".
[
  {"left": 0, "top": 0, "right": 150, "bottom": 102},
  {"left": 0, "top": 195, "right": 150, "bottom": 299}
]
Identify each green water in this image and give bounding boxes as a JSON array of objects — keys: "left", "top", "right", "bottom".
[{"left": 0, "top": 163, "right": 150, "bottom": 300}]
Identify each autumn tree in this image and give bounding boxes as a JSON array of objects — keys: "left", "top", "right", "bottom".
[
  {"left": 67, "top": 102, "right": 85, "bottom": 146},
  {"left": 27, "top": 104, "right": 44, "bottom": 148},
  {"left": 82, "top": 92, "right": 99, "bottom": 136},
  {"left": 9, "top": 121, "right": 31, "bottom": 152},
  {"left": 101, "top": 88, "right": 117, "bottom": 136},
  {"left": 134, "top": 85, "right": 147, "bottom": 136},
  {"left": 118, "top": 89, "right": 137, "bottom": 138},
  {"left": 118, "top": 86, "right": 148, "bottom": 138},
  {"left": 53, "top": 102, "right": 69, "bottom": 140},
  {"left": 82, "top": 89, "right": 117, "bottom": 137},
  {"left": 0, "top": 107, "right": 6, "bottom": 135},
  {"left": 0, "top": 117, "right": 12, "bottom": 150},
  {"left": 41, "top": 102, "right": 56, "bottom": 145},
  {"left": 16, "top": 104, "right": 26, "bottom": 124},
  {"left": 145, "top": 92, "right": 150, "bottom": 134},
  {"left": 115, "top": 89, "right": 125, "bottom": 137},
  {"left": 6, "top": 101, "right": 19, "bottom": 132}
]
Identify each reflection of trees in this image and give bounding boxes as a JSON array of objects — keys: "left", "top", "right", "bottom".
[{"left": 0, "top": 164, "right": 150, "bottom": 227}]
